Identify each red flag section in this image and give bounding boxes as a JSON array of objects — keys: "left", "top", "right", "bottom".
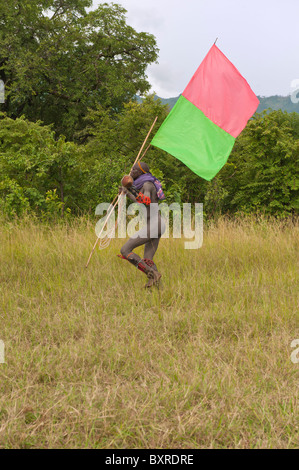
[{"left": 182, "top": 45, "right": 259, "bottom": 138}]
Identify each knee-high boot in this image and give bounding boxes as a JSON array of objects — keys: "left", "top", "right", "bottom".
[{"left": 118, "top": 253, "right": 161, "bottom": 287}]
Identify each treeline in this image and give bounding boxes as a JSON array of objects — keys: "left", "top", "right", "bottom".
[
  {"left": 1, "top": 102, "right": 298, "bottom": 218},
  {"left": 154, "top": 94, "right": 299, "bottom": 114},
  {"left": 0, "top": 1, "right": 298, "bottom": 219}
]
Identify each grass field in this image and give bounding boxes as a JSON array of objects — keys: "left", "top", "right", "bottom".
[{"left": 0, "top": 216, "right": 298, "bottom": 449}]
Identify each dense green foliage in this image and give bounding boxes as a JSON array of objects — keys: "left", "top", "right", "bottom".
[
  {"left": 0, "top": 96, "right": 170, "bottom": 217},
  {"left": 0, "top": 112, "right": 83, "bottom": 217},
  {"left": 200, "top": 110, "right": 299, "bottom": 216},
  {"left": 221, "top": 110, "right": 299, "bottom": 215},
  {"left": 1, "top": 106, "right": 298, "bottom": 218},
  {"left": 0, "top": 2, "right": 298, "bottom": 219},
  {"left": 0, "top": 0, "right": 158, "bottom": 139}
]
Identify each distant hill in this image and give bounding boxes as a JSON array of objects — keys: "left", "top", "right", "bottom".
[
  {"left": 147, "top": 94, "right": 299, "bottom": 114},
  {"left": 255, "top": 95, "right": 299, "bottom": 114}
]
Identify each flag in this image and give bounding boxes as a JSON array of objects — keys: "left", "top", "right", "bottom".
[{"left": 151, "top": 44, "right": 259, "bottom": 181}]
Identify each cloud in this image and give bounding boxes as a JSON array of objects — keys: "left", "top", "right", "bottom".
[
  {"left": 118, "top": 2, "right": 165, "bottom": 34},
  {"left": 92, "top": 0, "right": 299, "bottom": 98},
  {"left": 146, "top": 62, "right": 183, "bottom": 98}
]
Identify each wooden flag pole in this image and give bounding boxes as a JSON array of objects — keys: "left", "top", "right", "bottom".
[
  {"left": 130, "top": 116, "right": 158, "bottom": 172},
  {"left": 85, "top": 116, "right": 158, "bottom": 268},
  {"left": 139, "top": 143, "right": 151, "bottom": 163}
]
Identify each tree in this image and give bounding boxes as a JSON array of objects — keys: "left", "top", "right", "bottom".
[
  {"left": 0, "top": 112, "right": 85, "bottom": 216},
  {"left": 0, "top": 1, "right": 158, "bottom": 140},
  {"left": 218, "top": 110, "right": 299, "bottom": 215}
]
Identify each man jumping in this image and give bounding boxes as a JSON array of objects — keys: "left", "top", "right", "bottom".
[{"left": 118, "top": 161, "right": 165, "bottom": 288}]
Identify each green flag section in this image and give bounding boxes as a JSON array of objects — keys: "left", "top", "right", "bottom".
[{"left": 151, "top": 95, "right": 235, "bottom": 181}]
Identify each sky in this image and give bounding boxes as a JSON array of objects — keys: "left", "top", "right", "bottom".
[{"left": 92, "top": 0, "right": 299, "bottom": 98}]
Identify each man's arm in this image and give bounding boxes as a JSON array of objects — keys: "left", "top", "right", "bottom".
[
  {"left": 120, "top": 186, "right": 136, "bottom": 203},
  {"left": 121, "top": 181, "right": 153, "bottom": 205}
]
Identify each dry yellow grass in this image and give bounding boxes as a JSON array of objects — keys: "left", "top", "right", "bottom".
[{"left": 0, "top": 216, "right": 298, "bottom": 448}]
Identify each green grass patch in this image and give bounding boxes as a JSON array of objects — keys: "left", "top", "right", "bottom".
[{"left": 0, "top": 216, "right": 298, "bottom": 448}]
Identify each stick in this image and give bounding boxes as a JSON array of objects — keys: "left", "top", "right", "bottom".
[
  {"left": 85, "top": 193, "right": 121, "bottom": 268},
  {"left": 98, "top": 190, "right": 126, "bottom": 250},
  {"left": 130, "top": 116, "right": 158, "bottom": 172},
  {"left": 139, "top": 143, "right": 151, "bottom": 162}
]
